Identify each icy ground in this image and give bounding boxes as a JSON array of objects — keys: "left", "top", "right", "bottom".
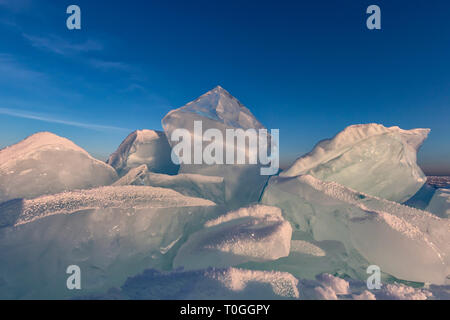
[{"left": 85, "top": 268, "right": 449, "bottom": 300}]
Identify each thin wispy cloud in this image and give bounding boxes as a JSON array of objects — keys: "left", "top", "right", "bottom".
[
  {"left": 0, "top": 0, "right": 31, "bottom": 12},
  {"left": 89, "top": 59, "right": 133, "bottom": 72},
  {"left": 22, "top": 34, "right": 103, "bottom": 56},
  {"left": 22, "top": 34, "right": 135, "bottom": 74},
  {"left": 120, "top": 83, "right": 147, "bottom": 93},
  {"left": 0, "top": 53, "right": 45, "bottom": 81},
  {"left": 0, "top": 17, "right": 18, "bottom": 28},
  {"left": 0, "top": 107, "right": 130, "bottom": 132}
]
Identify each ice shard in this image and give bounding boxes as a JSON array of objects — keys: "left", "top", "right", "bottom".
[
  {"left": 162, "top": 86, "right": 274, "bottom": 208},
  {"left": 281, "top": 124, "right": 429, "bottom": 202},
  {"left": 113, "top": 164, "right": 226, "bottom": 204},
  {"left": 107, "top": 129, "right": 178, "bottom": 176}
]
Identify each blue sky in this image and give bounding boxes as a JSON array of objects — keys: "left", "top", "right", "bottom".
[{"left": 0, "top": 0, "right": 449, "bottom": 174}]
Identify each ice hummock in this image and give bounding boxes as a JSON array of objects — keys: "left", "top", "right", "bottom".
[
  {"left": 165, "top": 86, "right": 264, "bottom": 129},
  {"left": 280, "top": 124, "right": 429, "bottom": 203},
  {"left": 0, "top": 132, "right": 117, "bottom": 203},
  {"left": 107, "top": 129, "right": 178, "bottom": 176},
  {"left": 261, "top": 174, "right": 450, "bottom": 285},
  {"left": 113, "top": 164, "right": 226, "bottom": 204},
  {"left": 0, "top": 94, "right": 447, "bottom": 300},
  {"left": 173, "top": 205, "right": 292, "bottom": 270},
  {"left": 0, "top": 186, "right": 217, "bottom": 299},
  {"left": 162, "top": 86, "right": 273, "bottom": 208}
]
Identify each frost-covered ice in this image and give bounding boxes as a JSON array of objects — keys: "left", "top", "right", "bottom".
[
  {"left": 94, "top": 267, "right": 299, "bottom": 300},
  {"left": 162, "top": 86, "right": 272, "bottom": 208},
  {"left": 313, "top": 274, "right": 350, "bottom": 300},
  {"left": 93, "top": 269, "right": 448, "bottom": 300},
  {"left": 426, "top": 189, "right": 450, "bottom": 218},
  {"left": 281, "top": 124, "right": 429, "bottom": 202},
  {"left": 352, "top": 290, "right": 376, "bottom": 300},
  {"left": 210, "top": 268, "right": 299, "bottom": 299},
  {"left": 262, "top": 174, "right": 450, "bottom": 284},
  {"left": 0, "top": 186, "right": 217, "bottom": 299},
  {"left": 382, "top": 283, "right": 432, "bottom": 300},
  {"left": 314, "top": 285, "right": 339, "bottom": 300},
  {"left": 107, "top": 129, "right": 178, "bottom": 176},
  {"left": 174, "top": 205, "right": 292, "bottom": 270},
  {"left": 204, "top": 204, "right": 283, "bottom": 227},
  {"left": 114, "top": 164, "right": 226, "bottom": 204},
  {"left": 304, "top": 275, "right": 434, "bottom": 300},
  {"left": 290, "top": 240, "right": 326, "bottom": 257},
  {"left": 0, "top": 132, "right": 117, "bottom": 203},
  {"left": 0, "top": 185, "right": 215, "bottom": 227},
  {"left": 317, "top": 273, "right": 350, "bottom": 295}
]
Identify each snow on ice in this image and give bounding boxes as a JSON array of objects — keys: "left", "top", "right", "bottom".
[
  {"left": 0, "top": 132, "right": 117, "bottom": 202},
  {"left": 0, "top": 186, "right": 217, "bottom": 299},
  {"left": 174, "top": 205, "right": 292, "bottom": 270}
]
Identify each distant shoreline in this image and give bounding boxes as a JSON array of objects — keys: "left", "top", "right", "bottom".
[{"left": 427, "top": 176, "right": 450, "bottom": 189}]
